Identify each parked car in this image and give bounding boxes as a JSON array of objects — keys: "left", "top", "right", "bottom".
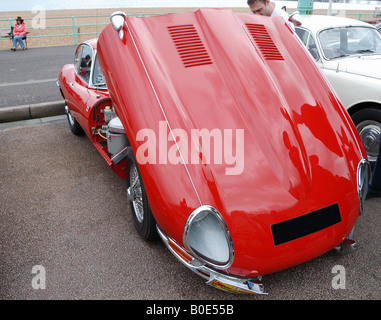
[
  {"left": 294, "top": 14, "right": 381, "bottom": 165},
  {"left": 375, "top": 22, "right": 381, "bottom": 34},
  {"left": 58, "top": 9, "right": 370, "bottom": 294}
]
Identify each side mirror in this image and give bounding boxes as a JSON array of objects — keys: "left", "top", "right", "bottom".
[
  {"left": 289, "top": 11, "right": 302, "bottom": 27},
  {"left": 110, "top": 11, "right": 126, "bottom": 39}
]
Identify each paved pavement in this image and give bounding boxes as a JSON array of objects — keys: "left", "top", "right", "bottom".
[
  {"left": 0, "top": 118, "right": 380, "bottom": 301},
  {"left": 0, "top": 45, "right": 76, "bottom": 123},
  {"left": 0, "top": 45, "right": 76, "bottom": 108}
]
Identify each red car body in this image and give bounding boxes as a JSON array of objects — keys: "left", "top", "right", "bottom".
[{"left": 58, "top": 9, "right": 370, "bottom": 294}]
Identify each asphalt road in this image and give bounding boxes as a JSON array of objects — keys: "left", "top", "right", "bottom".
[
  {"left": 0, "top": 118, "right": 380, "bottom": 302},
  {"left": 0, "top": 45, "right": 76, "bottom": 108}
]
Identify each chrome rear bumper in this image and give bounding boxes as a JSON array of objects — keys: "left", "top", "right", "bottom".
[{"left": 156, "top": 226, "right": 266, "bottom": 295}]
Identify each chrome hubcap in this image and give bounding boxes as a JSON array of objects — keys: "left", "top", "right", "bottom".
[{"left": 357, "top": 120, "right": 380, "bottom": 162}]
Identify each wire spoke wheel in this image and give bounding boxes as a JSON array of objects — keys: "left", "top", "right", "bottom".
[
  {"left": 129, "top": 164, "right": 144, "bottom": 223},
  {"left": 126, "top": 152, "right": 158, "bottom": 241}
]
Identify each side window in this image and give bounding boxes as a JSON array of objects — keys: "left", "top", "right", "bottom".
[
  {"left": 295, "top": 27, "right": 309, "bottom": 46},
  {"left": 306, "top": 33, "right": 320, "bottom": 62},
  {"left": 91, "top": 55, "right": 107, "bottom": 89},
  {"left": 295, "top": 27, "right": 320, "bottom": 62},
  {"left": 77, "top": 44, "right": 93, "bottom": 82}
]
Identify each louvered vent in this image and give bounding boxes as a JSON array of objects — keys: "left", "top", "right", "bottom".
[
  {"left": 245, "top": 23, "right": 284, "bottom": 61},
  {"left": 168, "top": 25, "right": 212, "bottom": 68}
]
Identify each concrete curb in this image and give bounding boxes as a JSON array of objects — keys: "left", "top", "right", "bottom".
[
  {"left": 0, "top": 115, "right": 67, "bottom": 131},
  {"left": 0, "top": 100, "right": 65, "bottom": 123}
]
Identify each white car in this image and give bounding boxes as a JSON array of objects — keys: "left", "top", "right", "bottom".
[
  {"left": 376, "top": 23, "right": 381, "bottom": 34},
  {"left": 294, "top": 15, "right": 381, "bottom": 164}
]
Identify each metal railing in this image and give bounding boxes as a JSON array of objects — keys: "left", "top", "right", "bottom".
[
  {"left": 323, "top": 11, "right": 381, "bottom": 22},
  {"left": 0, "top": 13, "right": 151, "bottom": 48},
  {"left": 1, "top": 10, "right": 380, "bottom": 49}
]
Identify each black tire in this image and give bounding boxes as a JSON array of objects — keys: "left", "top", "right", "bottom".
[
  {"left": 126, "top": 152, "right": 158, "bottom": 241},
  {"left": 66, "top": 105, "right": 83, "bottom": 135},
  {"left": 351, "top": 107, "right": 381, "bottom": 166}
]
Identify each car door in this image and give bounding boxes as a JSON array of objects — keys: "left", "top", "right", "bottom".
[{"left": 68, "top": 44, "right": 93, "bottom": 132}]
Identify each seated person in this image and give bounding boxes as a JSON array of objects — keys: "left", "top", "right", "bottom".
[{"left": 12, "top": 16, "right": 27, "bottom": 51}]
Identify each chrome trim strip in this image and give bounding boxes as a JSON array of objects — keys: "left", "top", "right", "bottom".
[
  {"left": 157, "top": 225, "right": 266, "bottom": 295},
  {"left": 111, "top": 146, "right": 129, "bottom": 164},
  {"left": 357, "top": 158, "right": 371, "bottom": 213}
]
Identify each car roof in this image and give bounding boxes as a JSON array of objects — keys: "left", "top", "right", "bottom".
[
  {"left": 296, "top": 14, "right": 374, "bottom": 33},
  {"left": 83, "top": 38, "right": 97, "bottom": 50}
]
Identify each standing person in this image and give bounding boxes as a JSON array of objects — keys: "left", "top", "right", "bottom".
[
  {"left": 247, "top": 0, "right": 295, "bottom": 30},
  {"left": 12, "top": 16, "right": 27, "bottom": 51}
]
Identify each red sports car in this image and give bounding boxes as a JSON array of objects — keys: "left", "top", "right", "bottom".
[{"left": 58, "top": 9, "right": 370, "bottom": 294}]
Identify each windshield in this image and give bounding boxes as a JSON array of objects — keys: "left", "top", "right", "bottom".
[
  {"left": 91, "top": 55, "right": 107, "bottom": 89},
  {"left": 318, "top": 26, "right": 381, "bottom": 59}
]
